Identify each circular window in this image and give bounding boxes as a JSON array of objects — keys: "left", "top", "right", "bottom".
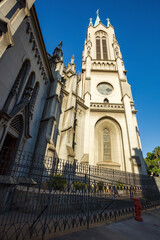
[{"left": 97, "top": 83, "right": 113, "bottom": 95}]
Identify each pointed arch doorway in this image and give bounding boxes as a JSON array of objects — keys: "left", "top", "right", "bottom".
[{"left": 0, "top": 115, "right": 23, "bottom": 175}]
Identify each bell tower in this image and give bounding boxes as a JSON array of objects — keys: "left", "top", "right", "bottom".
[{"left": 79, "top": 10, "right": 147, "bottom": 174}]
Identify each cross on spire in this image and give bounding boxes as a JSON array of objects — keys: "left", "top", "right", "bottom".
[
  {"left": 94, "top": 9, "right": 101, "bottom": 27},
  {"left": 96, "top": 9, "right": 99, "bottom": 16}
]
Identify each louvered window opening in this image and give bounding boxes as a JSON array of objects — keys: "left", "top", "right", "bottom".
[
  {"left": 102, "top": 39, "right": 108, "bottom": 60},
  {"left": 10, "top": 115, "right": 23, "bottom": 134},
  {"left": 103, "top": 128, "right": 111, "bottom": 161},
  {"left": 96, "top": 39, "right": 101, "bottom": 59}
]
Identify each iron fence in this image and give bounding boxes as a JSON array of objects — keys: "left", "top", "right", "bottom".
[{"left": 0, "top": 150, "right": 160, "bottom": 240}]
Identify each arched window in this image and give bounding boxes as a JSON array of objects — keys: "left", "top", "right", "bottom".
[
  {"left": 102, "top": 37, "right": 108, "bottom": 60},
  {"left": 17, "top": 59, "right": 31, "bottom": 100},
  {"left": 29, "top": 82, "right": 40, "bottom": 119},
  {"left": 104, "top": 98, "right": 109, "bottom": 103},
  {"left": 103, "top": 128, "right": 111, "bottom": 161},
  {"left": 25, "top": 72, "right": 35, "bottom": 89},
  {"left": 3, "top": 59, "right": 31, "bottom": 113},
  {"left": 22, "top": 72, "right": 35, "bottom": 101},
  {"left": 95, "top": 31, "right": 108, "bottom": 60},
  {"left": 96, "top": 37, "right": 101, "bottom": 59}
]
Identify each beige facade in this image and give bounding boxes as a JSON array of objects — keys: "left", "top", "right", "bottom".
[
  {"left": 56, "top": 12, "right": 147, "bottom": 174},
  {"left": 0, "top": 0, "right": 35, "bottom": 57},
  {"left": 0, "top": 3, "right": 147, "bottom": 176}
]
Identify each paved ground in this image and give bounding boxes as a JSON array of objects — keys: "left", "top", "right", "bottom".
[{"left": 53, "top": 208, "right": 160, "bottom": 240}]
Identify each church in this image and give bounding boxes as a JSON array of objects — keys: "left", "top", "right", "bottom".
[{"left": 0, "top": 1, "right": 147, "bottom": 175}]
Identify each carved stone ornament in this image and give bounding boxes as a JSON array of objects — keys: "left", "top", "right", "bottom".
[
  {"left": 115, "top": 47, "right": 120, "bottom": 57},
  {"left": 51, "top": 42, "right": 63, "bottom": 62}
]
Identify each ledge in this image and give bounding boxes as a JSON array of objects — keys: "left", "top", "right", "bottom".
[
  {"left": 90, "top": 103, "right": 125, "bottom": 113},
  {"left": 97, "top": 161, "right": 120, "bottom": 170}
]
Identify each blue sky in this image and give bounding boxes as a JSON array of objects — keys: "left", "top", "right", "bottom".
[{"left": 35, "top": 0, "right": 160, "bottom": 157}]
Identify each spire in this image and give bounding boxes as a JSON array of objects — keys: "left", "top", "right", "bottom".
[
  {"left": 71, "top": 54, "right": 74, "bottom": 64},
  {"left": 94, "top": 9, "right": 101, "bottom": 27},
  {"left": 89, "top": 18, "right": 93, "bottom": 26},
  {"left": 107, "top": 18, "right": 111, "bottom": 27},
  {"left": 58, "top": 40, "right": 62, "bottom": 49}
]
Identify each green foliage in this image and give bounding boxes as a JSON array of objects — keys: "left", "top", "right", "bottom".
[
  {"left": 73, "top": 181, "right": 87, "bottom": 191},
  {"left": 47, "top": 174, "right": 67, "bottom": 191},
  {"left": 97, "top": 181, "right": 104, "bottom": 191},
  {"left": 144, "top": 146, "right": 160, "bottom": 176},
  {"left": 153, "top": 146, "right": 160, "bottom": 158},
  {"left": 145, "top": 158, "right": 160, "bottom": 176}
]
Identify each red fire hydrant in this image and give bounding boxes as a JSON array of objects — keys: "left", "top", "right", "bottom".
[{"left": 134, "top": 197, "right": 143, "bottom": 221}]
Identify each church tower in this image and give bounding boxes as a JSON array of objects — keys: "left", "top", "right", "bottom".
[{"left": 77, "top": 10, "right": 146, "bottom": 174}]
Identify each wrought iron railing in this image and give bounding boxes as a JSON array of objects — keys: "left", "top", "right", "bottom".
[{"left": 0, "top": 149, "right": 159, "bottom": 239}]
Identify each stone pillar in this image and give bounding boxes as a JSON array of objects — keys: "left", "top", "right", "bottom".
[
  {"left": 86, "top": 55, "right": 91, "bottom": 80},
  {"left": 123, "top": 94, "right": 138, "bottom": 172}
]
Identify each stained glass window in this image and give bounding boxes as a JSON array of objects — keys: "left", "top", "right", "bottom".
[
  {"left": 102, "top": 38, "right": 108, "bottom": 60},
  {"left": 103, "top": 128, "right": 111, "bottom": 161},
  {"left": 96, "top": 38, "right": 101, "bottom": 59}
]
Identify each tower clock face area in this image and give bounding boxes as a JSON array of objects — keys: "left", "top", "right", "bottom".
[{"left": 97, "top": 83, "right": 113, "bottom": 95}]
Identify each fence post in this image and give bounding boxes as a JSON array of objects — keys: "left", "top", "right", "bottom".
[
  {"left": 113, "top": 169, "right": 114, "bottom": 182},
  {"left": 130, "top": 186, "right": 134, "bottom": 217},
  {"left": 87, "top": 165, "right": 90, "bottom": 229},
  {"left": 114, "top": 185, "right": 116, "bottom": 222},
  {"left": 41, "top": 167, "right": 55, "bottom": 240}
]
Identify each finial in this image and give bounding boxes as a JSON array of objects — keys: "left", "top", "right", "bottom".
[
  {"left": 89, "top": 18, "right": 93, "bottom": 26},
  {"left": 71, "top": 54, "right": 74, "bottom": 63},
  {"left": 107, "top": 18, "right": 111, "bottom": 27},
  {"left": 94, "top": 9, "right": 101, "bottom": 27},
  {"left": 58, "top": 40, "right": 62, "bottom": 48}
]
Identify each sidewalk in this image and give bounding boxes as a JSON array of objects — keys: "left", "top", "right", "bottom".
[{"left": 53, "top": 208, "right": 160, "bottom": 240}]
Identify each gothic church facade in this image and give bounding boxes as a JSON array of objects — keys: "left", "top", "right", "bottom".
[{"left": 0, "top": 1, "right": 146, "bottom": 175}]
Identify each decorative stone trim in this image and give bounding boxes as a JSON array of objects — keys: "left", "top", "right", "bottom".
[
  {"left": 92, "top": 60, "right": 117, "bottom": 71},
  {"left": 64, "top": 106, "right": 74, "bottom": 113},
  {"left": 61, "top": 126, "right": 72, "bottom": 132},
  {"left": 90, "top": 103, "right": 125, "bottom": 112},
  {"left": 77, "top": 96, "right": 88, "bottom": 110},
  {"left": 61, "top": 88, "right": 69, "bottom": 96},
  {"left": 76, "top": 95, "right": 84, "bottom": 104},
  {"left": 25, "top": 19, "right": 48, "bottom": 84},
  {"left": 131, "top": 104, "right": 137, "bottom": 113}
]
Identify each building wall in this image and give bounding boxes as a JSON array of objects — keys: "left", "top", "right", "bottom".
[
  {"left": 0, "top": 3, "right": 147, "bottom": 176},
  {"left": 0, "top": 0, "right": 35, "bottom": 57},
  {"left": 78, "top": 15, "right": 147, "bottom": 174},
  {"left": 0, "top": 3, "right": 53, "bottom": 175}
]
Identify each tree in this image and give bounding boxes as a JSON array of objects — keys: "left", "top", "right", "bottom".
[{"left": 144, "top": 146, "right": 160, "bottom": 176}]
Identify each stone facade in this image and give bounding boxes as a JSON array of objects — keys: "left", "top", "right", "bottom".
[
  {"left": 0, "top": 2, "right": 53, "bottom": 173},
  {"left": 0, "top": 3, "right": 147, "bottom": 175},
  {"left": 55, "top": 12, "right": 147, "bottom": 174}
]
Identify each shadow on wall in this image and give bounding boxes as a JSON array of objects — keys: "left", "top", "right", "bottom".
[
  {"left": 132, "top": 147, "right": 160, "bottom": 198},
  {"left": 133, "top": 147, "right": 147, "bottom": 175}
]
